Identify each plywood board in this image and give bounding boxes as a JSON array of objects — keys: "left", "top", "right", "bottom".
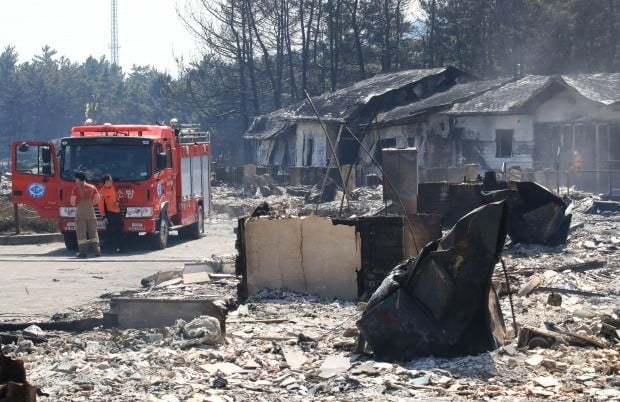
[{"left": 244, "top": 215, "right": 360, "bottom": 300}]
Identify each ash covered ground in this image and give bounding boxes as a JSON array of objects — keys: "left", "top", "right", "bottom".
[{"left": 2, "top": 185, "right": 619, "bottom": 401}]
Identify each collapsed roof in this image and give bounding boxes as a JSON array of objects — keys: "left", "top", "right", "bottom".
[
  {"left": 447, "top": 73, "right": 620, "bottom": 115},
  {"left": 245, "top": 71, "right": 620, "bottom": 140},
  {"left": 245, "top": 66, "right": 470, "bottom": 140},
  {"left": 244, "top": 113, "right": 295, "bottom": 140},
  {"left": 372, "top": 78, "right": 513, "bottom": 127}
]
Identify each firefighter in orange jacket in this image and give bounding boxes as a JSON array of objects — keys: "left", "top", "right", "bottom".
[
  {"left": 70, "top": 171, "right": 104, "bottom": 258},
  {"left": 573, "top": 150, "right": 583, "bottom": 171},
  {"left": 100, "top": 174, "right": 124, "bottom": 253}
]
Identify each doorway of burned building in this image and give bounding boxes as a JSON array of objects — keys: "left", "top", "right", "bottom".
[{"left": 338, "top": 132, "right": 358, "bottom": 166}]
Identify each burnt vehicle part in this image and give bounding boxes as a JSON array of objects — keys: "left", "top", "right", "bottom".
[
  {"left": 356, "top": 202, "right": 507, "bottom": 361},
  {"left": 482, "top": 181, "right": 572, "bottom": 246}
]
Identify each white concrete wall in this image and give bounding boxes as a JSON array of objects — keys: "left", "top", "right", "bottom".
[
  {"left": 256, "top": 140, "right": 274, "bottom": 165},
  {"left": 535, "top": 88, "right": 620, "bottom": 122},
  {"left": 295, "top": 121, "right": 338, "bottom": 167},
  {"left": 452, "top": 88, "right": 620, "bottom": 171},
  {"left": 454, "top": 114, "right": 534, "bottom": 170}
]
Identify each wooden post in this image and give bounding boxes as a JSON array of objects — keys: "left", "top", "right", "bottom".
[
  {"left": 609, "top": 129, "right": 613, "bottom": 196},
  {"left": 595, "top": 125, "right": 600, "bottom": 194},
  {"left": 13, "top": 203, "right": 20, "bottom": 235},
  {"left": 571, "top": 124, "right": 576, "bottom": 191},
  {"left": 556, "top": 160, "right": 560, "bottom": 194}
]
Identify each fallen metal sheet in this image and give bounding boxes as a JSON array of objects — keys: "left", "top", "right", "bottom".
[
  {"left": 403, "top": 213, "right": 442, "bottom": 257},
  {"left": 482, "top": 181, "right": 571, "bottom": 246},
  {"left": 357, "top": 202, "right": 507, "bottom": 361},
  {"left": 107, "top": 298, "right": 226, "bottom": 333}
]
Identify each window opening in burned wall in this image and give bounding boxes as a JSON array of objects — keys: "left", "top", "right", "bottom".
[
  {"left": 304, "top": 138, "right": 314, "bottom": 166},
  {"left": 495, "top": 129, "right": 513, "bottom": 158}
]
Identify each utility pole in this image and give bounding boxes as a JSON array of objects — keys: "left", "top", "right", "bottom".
[{"left": 110, "top": 0, "right": 119, "bottom": 65}]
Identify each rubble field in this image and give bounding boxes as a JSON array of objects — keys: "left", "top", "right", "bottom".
[{"left": 1, "top": 185, "right": 619, "bottom": 401}]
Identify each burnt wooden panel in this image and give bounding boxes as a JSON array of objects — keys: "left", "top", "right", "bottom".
[
  {"left": 418, "top": 182, "right": 450, "bottom": 217},
  {"left": 235, "top": 217, "right": 248, "bottom": 302},
  {"left": 382, "top": 148, "right": 418, "bottom": 214},
  {"left": 355, "top": 216, "right": 405, "bottom": 298}
]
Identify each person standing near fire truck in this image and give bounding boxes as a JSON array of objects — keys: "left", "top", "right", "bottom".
[
  {"left": 100, "top": 174, "right": 124, "bottom": 253},
  {"left": 70, "top": 171, "right": 104, "bottom": 258}
]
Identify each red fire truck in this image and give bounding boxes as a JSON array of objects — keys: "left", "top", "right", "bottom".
[{"left": 11, "top": 123, "right": 211, "bottom": 250}]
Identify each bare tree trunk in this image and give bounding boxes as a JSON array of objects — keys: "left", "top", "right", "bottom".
[
  {"left": 429, "top": 0, "right": 437, "bottom": 68},
  {"left": 381, "top": 0, "right": 392, "bottom": 72},
  {"left": 247, "top": 0, "right": 281, "bottom": 109},
  {"left": 606, "top": 0, "right": 618, "bottom": 72},
  {"left": 394, "top": 0, "right": 401, "bottom": 70},
  {"left": 231, "top": 1, "right": 249, "bottom": 128},
  {"left": 334, "top": 0, "right": 342, "bottom": 88},
  {"left": 275, "top": 0, "right": 285, "bottom": 107},
  {"left": 284, "top": 0, "right": 299, "bottom": 100},
  {"left": 312, "top": 1, "right": 325, "bottom": 92},
  {"left": 242, "top": 1, "right": 260, "bottom": 115},
  {"left": 299, "top": 0, "right": 316, "bottom": 94},
  {"left": 451, "top": 0, "right": 463, "bottom": 68},
  {"left": 349, "top": 0, "right": 366, "bottom": 79},
  {"left": 327, "top": 0, "right": 337, "bottom": 90}
]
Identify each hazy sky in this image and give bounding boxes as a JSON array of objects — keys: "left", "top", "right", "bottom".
[{"left": 0, "top": 0, "right": 199, "bottom": 75}]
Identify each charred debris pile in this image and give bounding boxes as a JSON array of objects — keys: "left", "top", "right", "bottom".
[{"left": 1, "top": 169, "right": 619, "bottom": 399}]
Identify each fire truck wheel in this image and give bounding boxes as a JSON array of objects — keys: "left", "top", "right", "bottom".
[
  {"left": 151, "top": 213, "right": 169, "bottom": 250},
  {"left": 63, "top": 232, "right": 78, "bottom": 250},
  {"left": 188, "top": 205, "right": 205, "bottom": 239},
  {"left": 179, "top": 205, "right": 204, "bottom": 240}
]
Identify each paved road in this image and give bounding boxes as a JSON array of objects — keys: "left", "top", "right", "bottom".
[{"left": 0, "top": 219, "right": 237, "bottom": 321}]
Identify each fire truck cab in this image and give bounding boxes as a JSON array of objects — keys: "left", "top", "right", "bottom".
[{"left": 11, "top": 123, "right": 211, "bottom": 250}]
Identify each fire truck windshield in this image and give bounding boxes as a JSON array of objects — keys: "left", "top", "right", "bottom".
[{"left": 60, "top": 144, "right": 151, "bottom": 182}]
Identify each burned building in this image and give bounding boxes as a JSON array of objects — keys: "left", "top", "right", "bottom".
[
  {"left": 244, "top": 67, "right": 474, "bottom": 183},
  {"left": 365, "top": 78, "right": 512, "bottom": 173},
  {"left": 246, "top": 69, "right": 620, "bottom": 193},
  {"left": 445, "top": 74, "right": 620, "bottom": 193}
]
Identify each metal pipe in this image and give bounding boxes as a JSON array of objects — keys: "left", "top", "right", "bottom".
[{"left": 303, "top": 91, "right": 350, "bottom": 212}]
